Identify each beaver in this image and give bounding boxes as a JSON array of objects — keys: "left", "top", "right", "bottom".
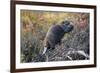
[{"left": 42, "top": 20, "right": 74, "bottom": 54}]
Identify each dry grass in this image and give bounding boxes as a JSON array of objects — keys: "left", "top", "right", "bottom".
[{"left": 20, "top": 10, "right": 89, "bottom": 63}]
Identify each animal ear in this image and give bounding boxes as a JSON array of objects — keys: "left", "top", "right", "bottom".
[
  {"left": 61, "top": 20, "right": 70, "bottom": 25},
  {"left": 61, "top": 21, "right": 65, "bottom": 24}
]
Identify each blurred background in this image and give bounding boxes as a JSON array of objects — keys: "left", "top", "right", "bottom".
[{"left": 20, "top": 10, "right": 90, "bottom": 63}]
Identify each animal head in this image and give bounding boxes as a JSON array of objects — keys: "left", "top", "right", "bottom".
[{"left": 60, "top": 20, "right": 74, "bottom": 33}]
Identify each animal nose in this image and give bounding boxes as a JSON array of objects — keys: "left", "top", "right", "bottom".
[{"left": 69, "top": 22, "right": 74, "bottom": 29}]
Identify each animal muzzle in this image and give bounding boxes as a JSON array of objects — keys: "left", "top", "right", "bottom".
[{"left": 66, "top": 24, "right": 74, "bottom": 33}]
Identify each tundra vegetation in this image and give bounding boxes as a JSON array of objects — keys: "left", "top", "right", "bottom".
[{"left": 21, "top": 10, "right": 89, "bottom": 62}]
